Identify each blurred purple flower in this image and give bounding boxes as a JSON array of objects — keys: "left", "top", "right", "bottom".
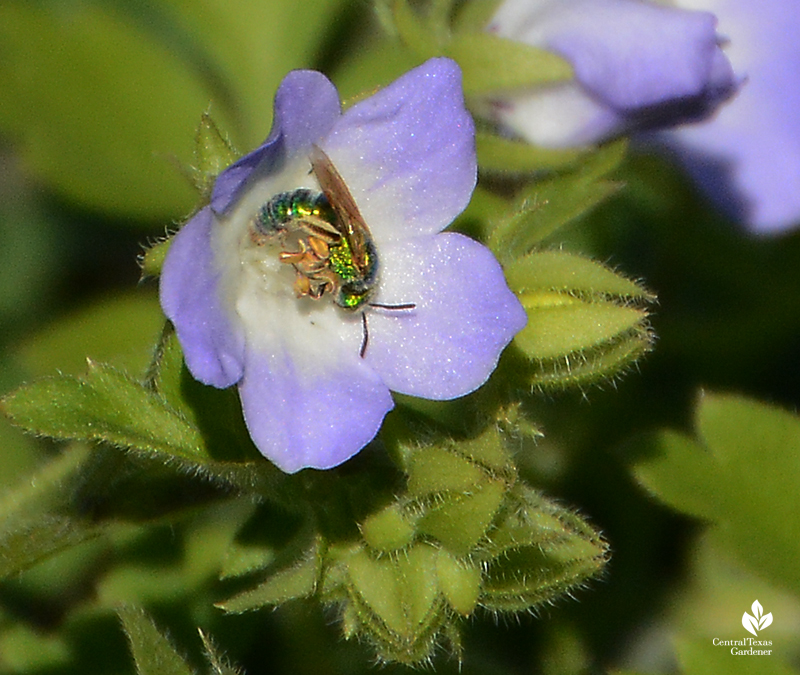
[
  {"left": 486, "top": 0, "right": 738, "bottom": 147},
  {"left": 159, "top": 58, "right": 526, "bottom": 474},
  {"left": 650, "top": 0, "right": 800, "bottom": 232}
]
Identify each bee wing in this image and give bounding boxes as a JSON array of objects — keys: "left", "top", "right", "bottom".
[{"left": 310, "top": 145, "right": 371, "bottom": 269}]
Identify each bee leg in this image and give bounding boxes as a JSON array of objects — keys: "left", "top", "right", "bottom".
[
  {"left": 307, "top": 235, "right": 330, "bottom": 260},
  {"left": 293, "top": 272, "right": 313, "bottom": 298},
  {"left": 359, "top": 312, "right": 369, "bottom": 358}
]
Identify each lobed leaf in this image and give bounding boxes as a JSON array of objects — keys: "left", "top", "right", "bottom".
[{"left": 632, "top": 392, "right": 800, "bottom": 596}]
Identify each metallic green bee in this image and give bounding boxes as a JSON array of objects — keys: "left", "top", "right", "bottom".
[{"left": 254, "top": 145, "right": 414, "bottom": 355}]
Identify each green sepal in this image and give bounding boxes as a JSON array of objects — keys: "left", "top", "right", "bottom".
[
  {"left": 406, "top": 445, "right": 488, "bottom": 496},
  {"left": 435, "top": 549, "right": 481, "bottom": 616},
  {"left": 217, "top": 537, "right": 323, "bottom": 612},
  {"left": 140, "top": 238, "right": 172, "bottom": 279},
  {"left": 360, "top": 503, "right": 417, "bottom": 553},
  {"left": 186, "top": 113, "right": 239, "bottom": 200},
  {"left": 477, "top": 485, "right": 609, "bottom": 612},
  {"left": 505, "top": 250, "right": 655, "bottom": 388},
  {"left": 451, "top": 0, "right": 504, "bottom": 33},
  {"left": 632, "top": 392, "right": 800, "bottom": 596},
  {"left": 391, "top": 0, "right": 441, "bottom": 58},
  {"left": 487, "top": 140, "right": 627, "bottom": 259},
  {"left": 505, "top": 250, "right": 655, "bottom": 301},
  {"left": 476, "top": 131, "right": 585, "bottom": 174},
  {"left": 417, "top": 480, "right": 506, "bottom": 556},
  {"left": 447, "top": 32, "right": 572, "bottom": 97},
  {"left": 335, "top": 543, "right": 445, "bottom": 664},
  {"left": 118, "top": 606, "right": 196, "bottom": 675},
  {"left": 516, "top": 295, "right": 647, "bottom": 360}
]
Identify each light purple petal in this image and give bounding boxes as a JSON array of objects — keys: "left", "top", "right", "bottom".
[
  {"left": 489, "top": 0, "right": 737, "bottom": 146},
  {"left": 363, "top": 233, "right": 526, "bottom": 399},
  {"left": 211, "top": 70, "right": 341, "bottom": 214},
  {"left": 652, "top": 0, "right": 800, "bottom": 232},
  {"left": 238, "top": 341, "right": 394, "bottom": 474},
  {"left": 490, "top": 81, "right": 624, "bottom": 147},
  {"left": 159, "top": 207, "right": 245, "bottom": 387},
  {"left": 321, "top": 58, "right": 476, "bottom": 243}
]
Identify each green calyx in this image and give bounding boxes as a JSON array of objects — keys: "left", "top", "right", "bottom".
[{"left": 218, "top": 426, "right": 608, "bottom": 665}]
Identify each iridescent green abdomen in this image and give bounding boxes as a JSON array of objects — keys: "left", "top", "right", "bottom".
[{"left": 256, "top": 189, "right": 335, "bottom": 235}]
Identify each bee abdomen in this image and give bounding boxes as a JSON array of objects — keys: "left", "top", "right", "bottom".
[{"left": 256, "top": 189, "right": 333, "bottom": 235}]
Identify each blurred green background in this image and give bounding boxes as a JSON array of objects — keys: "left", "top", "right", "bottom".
[{"left": 1, "top": 0, "right": 799, "bottom": 673}]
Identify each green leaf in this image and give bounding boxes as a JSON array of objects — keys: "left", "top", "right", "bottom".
[
  {"left": 159, "top": 0, "right": 350, "bottom": 150},
  {"left": 632, "top": 392, "right": 800, "bottom": 596},
  {"left": 630, "top": 430, "right": 719, "bottom": 521},
  {"left": 3, "top": 361, "right": 207, "bottom": 463},
  {"left": 0, "top": 0, "right": 350, "bottom": 220},
  {"left": 446, "top": 32, "right": 572, "bottom": 96},
  {"left": 0, "top": 2, "right": 207, "bottom": 219},
  {"left": 119, "top": 606, "right": 196, "bottom": 675},
  {"left": 0, "top": 623, "right": 70, "bottom": 672},
  {"left": 0, "top": 514, "right": 100, "bottom": 579},
  {"left": 218, "top": 538, "right": 322, "bottom": 612},
  {"left": 487, "top": 140, "right": 627, "bottom": 258},
  {"left": 199, "top": 630, "right": 243, "bottom": 675},
  {"left": 676, "top": 637, "right": 798, "bottom": 675},
  {"left": 476, "top": 131, "right": 585, "bottom": 174},
  {"left": 219, "top": 542, "right": 276, "bottom": 579},
  {"left": 15, "top": 291, "right": 165, "bottom": 378},
  {"left": 0, "top": 444, "right": 99, "bottom": 578}
]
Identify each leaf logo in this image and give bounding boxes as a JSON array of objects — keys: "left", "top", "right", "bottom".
[{"left": 742, "top": 600, "right": 773, "bottom": 636}]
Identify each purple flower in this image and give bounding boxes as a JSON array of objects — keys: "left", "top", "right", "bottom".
[
  {"left": 485, "top": 0, "right": 738, "bottom": 147},
  {"left": 650, "top": 0, "right": 800, "bottom": 232},
  {"left": 159, "top": 58, "right": 526, "bottom": 474}
]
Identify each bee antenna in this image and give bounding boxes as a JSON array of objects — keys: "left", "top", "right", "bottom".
[
  {"left": 360, "top": 312, "right": 369, "bottom": 358},
  {"left": 368, "top": 302, "right": 416, "bottom": 310}
]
